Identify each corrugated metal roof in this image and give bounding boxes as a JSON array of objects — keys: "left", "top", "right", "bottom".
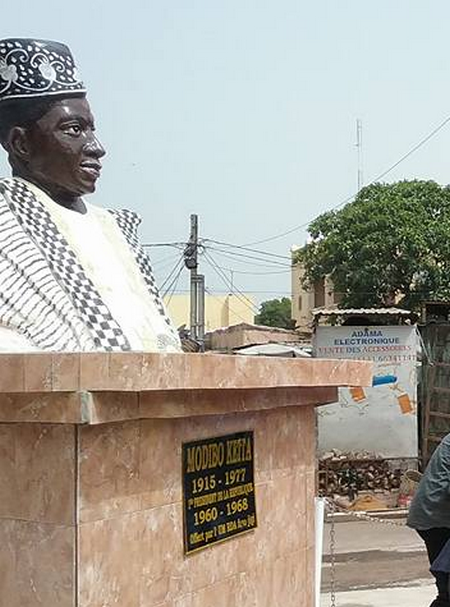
[
  {"left": 233, "top": 343, "right": 311, "bottom": 357},
  {"left": 312, "top": 307, "right": 413, "bottom": 317}
]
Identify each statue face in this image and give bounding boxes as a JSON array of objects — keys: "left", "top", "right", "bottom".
[{"left": 25, "top": 97, "right": 105, "bottom": 198}]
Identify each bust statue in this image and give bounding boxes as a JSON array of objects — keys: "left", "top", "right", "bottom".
[{"left": 0, "top": 38, "right": 180, "bottom": 352}]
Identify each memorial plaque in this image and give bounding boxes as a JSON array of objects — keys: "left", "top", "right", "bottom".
[{"left": 182, "top": 431, "right": 257, "bottom": 554}]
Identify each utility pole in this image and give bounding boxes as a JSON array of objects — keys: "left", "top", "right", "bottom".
[
  {"left": 184, "top": 214, "right": 205, "bottom": 344},
  {"left": 356, "top": 118, "right": 363, "bottom": 191}
]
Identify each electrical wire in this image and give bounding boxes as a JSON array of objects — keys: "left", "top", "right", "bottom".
[
  {"left": 203, "top": 245, "right": 291, "bottom": 268},
  {"left": 157, "top": 289, "right": 292, "bottom": 295},
  {"left": 154, "top": 259, "right": 184, "bottom": 275},
  {"left": 203, "top": 251, "right": 260, "bottom": 315},
  {"left": 208, "top": 253, "right": 260, "bottom": 313},
  {"left": 143, "top": 242, "right": 186, "bottom": 248},
  {"left": 146, "top": 239, "right": 291, "bottom": 297},
  {"left": 204, "top": 287, "right": 252, "bottom": 325},
  {"left": 215, "top": 265, "right": 291, "bottom": 276},
  {"left": 154, "top": 288, "right": 293, "bottom": 295},
  {"left": 203, "top": 251, "right": 259, "bottom": 313},
  {"left": 159, "top": 255, "right": 185, "bottom": 292},
  {"left": 244, "top": 113, "right": 450, "bottom": 246},
  {"left": 152, "top": 252, "right": 183, "bottom": 269},
  {"left": 202, "top": 238, "right": 290, "bottom": 261},
  {"left": 162, "top": 262, "right": 185, "bottom": 301}
]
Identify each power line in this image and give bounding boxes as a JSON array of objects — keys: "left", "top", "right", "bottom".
[
  {"left": 215, "top": 264, "right": 291, "bottom": 276},
  {"left": 371, "top": 115, "right": 450, "bottom": 182},
  {"left": 202, "top": 238, "right": 290, "bottom": 261},
  {"left": 152, "top": 252, "right": 183, "bottom": 270},
  {"left": 143, "top": 242, "right": 186, "bottom": 248},
  {"left": 205, "top": 251, "right": 260, "bottom": 313},
  {"left": 203, "top": 245, "right": 291, "bottom": 268},
  {"left": 146, "top": 238, "right": 290, "bottom": 306},
  {"left": 244, "top": 112, "right": 450, "bottom": 247},
  {"left": 163, "top": 289, "right": 292, "bottom": 294},
  {"left": 204, "top": 287, "right": 251, "bottom": 325},
  {"left": 203, "top": 251, "right": 259, "bottom": 315},
  {"left": 155, "top": 260, "right": 184, "bottom": 275},
  {"left": 160, "top": 255, "right": 185, "bottom": 291},
  {"left": 162, "top": 262, "right": 185, "bottom": 300}
]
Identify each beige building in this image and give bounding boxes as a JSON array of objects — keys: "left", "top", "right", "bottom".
[
  {"left": 291, "top": 248, "right": 340, "bottom": 333},
  {"left": 164, "top": 293, "right": 255, "bottom": 332}
]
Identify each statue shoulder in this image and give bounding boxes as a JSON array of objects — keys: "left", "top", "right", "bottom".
[
  {"left": 107, "top": 208, "right": 142, "bottom": 242},
  {"left": 0, "top": 177, "right": 35, "bottom": 201},
  {"left": 0, "top": 177, "right": 14, "bottom": 202},
  {"left": 0, "top": 177, "right": 11, "bottom": 193}
]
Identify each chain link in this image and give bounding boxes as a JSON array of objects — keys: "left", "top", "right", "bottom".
[
  {"left": 328, "top": 510, "right": 337, "bottom": 607},
  {"left": 323, "top": 497, "right": 407, "bottom": 607}
]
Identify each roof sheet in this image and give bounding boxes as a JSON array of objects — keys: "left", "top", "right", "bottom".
[
  {"left": 233, "top": 343, "right": 311, "bottom": 357},
  {"left": 312, "top": 307, "right": 413, "bottom": 317}
]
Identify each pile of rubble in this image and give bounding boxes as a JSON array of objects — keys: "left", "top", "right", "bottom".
[{"left": 319, "top": 449, "right": 402, "bottom": 503}]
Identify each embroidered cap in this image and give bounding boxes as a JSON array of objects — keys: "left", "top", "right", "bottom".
[{"left": 0, "top": 38, "right": 86, "bottom": 103}]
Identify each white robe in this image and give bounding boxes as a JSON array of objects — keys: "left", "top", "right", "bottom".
[{"left": 0, "top": 177, "right": 181, "bottom": 353}]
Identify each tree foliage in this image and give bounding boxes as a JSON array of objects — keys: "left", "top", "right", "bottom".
[
  {"left": 296, "top": 180, "right": 450, "bottom": 310},
  {"left": 254, "top": 297, "right": 295, "bottom": 329}
]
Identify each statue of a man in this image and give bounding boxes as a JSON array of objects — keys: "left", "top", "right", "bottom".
[{"left": 0, "top": 38, "right": 181, "bottom": 352}]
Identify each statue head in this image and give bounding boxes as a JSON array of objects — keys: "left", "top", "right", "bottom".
[{"left": 0, "top": 39, "right": 105, "bottom": 208}]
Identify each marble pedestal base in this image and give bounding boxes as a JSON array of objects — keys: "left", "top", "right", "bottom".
[{"left": 0, "top": 352, "right": 371, "bottom": 607}]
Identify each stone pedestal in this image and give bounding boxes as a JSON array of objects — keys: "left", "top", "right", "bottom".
[{"left": 0, "top": 352, "right": 371, "bottom": 607}]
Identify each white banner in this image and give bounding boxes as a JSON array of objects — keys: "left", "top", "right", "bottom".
[{"left": 314, "top": 325, "right": 418, "bottom": 458}]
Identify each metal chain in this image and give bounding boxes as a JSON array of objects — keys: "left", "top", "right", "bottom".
[
  {"left": 328, "top": 506, "right": 337, "bottom": 607},
  {"left": 323, "top": 497, "right": 407, "bottom": 607}
]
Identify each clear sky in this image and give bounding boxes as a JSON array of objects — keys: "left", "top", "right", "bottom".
[{"left": 2, "top": 1, "right": 450, "bottom": 308}]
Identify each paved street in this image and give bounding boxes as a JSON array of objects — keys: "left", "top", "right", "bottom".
[
  {"left": 319, "top": 518, "right": 436, "bottom": 607},
  {"left": 321, "top": 581, "right": 434, "bottom": 607}
]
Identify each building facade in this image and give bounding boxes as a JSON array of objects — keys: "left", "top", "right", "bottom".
[
  {"left": 290, "top": 254, "right": 340, "bottom": 333},
  {"left": 164, "top": 293, "right": 255, "bottom": 333}
]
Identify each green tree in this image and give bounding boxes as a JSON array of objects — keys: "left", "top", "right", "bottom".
[
  {"left": 254, "top": 297, "right": 295, "bottom": 329},
  {"left": 296, "top": 180, "right": 450, "bottom": 310}
]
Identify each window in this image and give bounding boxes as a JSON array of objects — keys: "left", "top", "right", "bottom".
[{"left": 314, "top": 278, "right": 325, "bottom": 308}]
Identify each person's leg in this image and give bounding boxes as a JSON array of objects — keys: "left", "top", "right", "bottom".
[{"left": 418, "top": 528, "right": 450, "bottom": 606}]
